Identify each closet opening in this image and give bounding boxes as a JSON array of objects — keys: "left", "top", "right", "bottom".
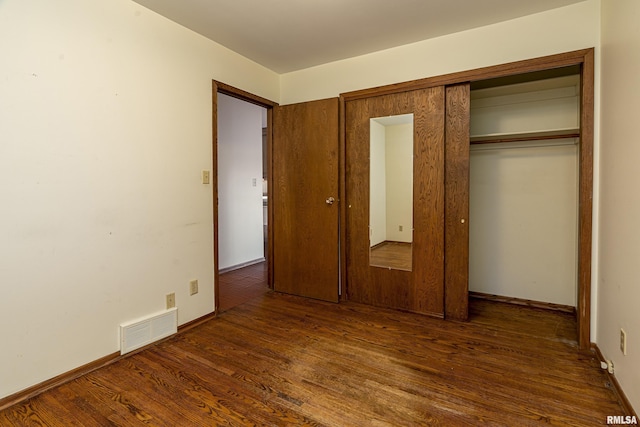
[
  {"left": 343, "top": 49, "right": 594, "bottom": 349},
  {"left": 467, "top": 65, "right": 582, "bottom": 316}
]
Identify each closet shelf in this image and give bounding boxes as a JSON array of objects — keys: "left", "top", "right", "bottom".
[{"left": 470, "top": 128, "right": 580, "bottom": 145}]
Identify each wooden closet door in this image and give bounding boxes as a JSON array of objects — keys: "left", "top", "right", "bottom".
[
  {"left": 444, "top": 83, "right": 470, "bottom": 321},
  {"left": 345, "top": 87, "right": 446, "bottom": 316},
  {"left": 272, "top": 98, "right": 339, "bottom": 302}
]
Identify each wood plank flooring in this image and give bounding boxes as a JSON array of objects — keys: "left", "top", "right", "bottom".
[
  {"left": 370, "top": 241, "right": 412, "bottom": 271},
  {"left": 218, "top": 261, "right": 269, "bottom": 312},
  {"left": 0, "top": 294, "right": 626, "bottom": 426}
]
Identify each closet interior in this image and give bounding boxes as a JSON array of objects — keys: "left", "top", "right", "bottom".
[{"left": 468, "top": 65, "right": 581, "bottom": 310}]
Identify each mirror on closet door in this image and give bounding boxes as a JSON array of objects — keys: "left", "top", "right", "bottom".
[{"left": 369, "top": 114, "right": 414, "bottom": 271}]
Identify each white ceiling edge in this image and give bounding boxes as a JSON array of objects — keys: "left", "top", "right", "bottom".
[{"left": 130, "top": 0, "right": 588, "bottom": 74}]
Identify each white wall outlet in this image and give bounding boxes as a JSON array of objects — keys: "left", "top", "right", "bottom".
[
  {"left": 399, "top": 225, "right": 403, "bottom": 232},
  {"left": 620, "top": 328, "right": 627, "bottom": 355},
  {"left": 166, "top": 293, "right": 176, "bottom": 309},
  {"left": 202, "top": 170, "right": 210, "bottom": 184},
  {"left": 190, "top": 279, "right": 199, "bottom": 296}
]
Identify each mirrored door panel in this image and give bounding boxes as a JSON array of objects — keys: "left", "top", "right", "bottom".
[
  {"left": 369, "top": 114, "right": 414, "bottom": 271},
  {"left": 346, "top": 87, "right": 446, "bottom": 316}
]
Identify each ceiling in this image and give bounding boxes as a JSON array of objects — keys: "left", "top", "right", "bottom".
[{"left": 131, "top": 0, "right": 586, "bottom": 74}]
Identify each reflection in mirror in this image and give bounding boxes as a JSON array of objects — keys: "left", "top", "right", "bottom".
[{"left": 369, "top": 114, "right": 413, "bottom": 271}]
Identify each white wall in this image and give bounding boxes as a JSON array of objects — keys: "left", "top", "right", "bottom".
[
  {"left": 0, "top": 0, "right": 278, "bottom": 399},
  {"left": 470, "top": 143, "right": 579, "bottom": 306},
  {"left": 217, "top": 94, "right": 265, "bottom": 269},
  {"left": 385, "top": 123, "right": 413, "bottom": 243},
  {"left": 469, "top": 78, "right": 580, "bottom": 306},
  {"left": 470, "top": 77, "right": 581, "bottom": 137},
  {"left": 369, "top": 121, "right": 387, "bottom": 246},
  {"left": 369, "top": 121, "right": 413, "bottom": 246},
  {"left": 599, "top": 0, "right": 640, "bottom": 412},
  {"left": 280, "top": 1, "right": 601, "bottom": 105}
]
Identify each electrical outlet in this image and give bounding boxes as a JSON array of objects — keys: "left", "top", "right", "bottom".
[
  {"left": 190, "top": 279, "right": 199, "bottom": 296},
  {"left": 166, "top": 293, "right": 175, "bottom": 309},
  {"left": 620, "top": 328, "right": 627, "bottom": 355},
  {"left": 399, "top": 225, "right": 403, "bottom": 232},
  {"left": 202, "top": 170, "right": 210, "bottom": 185}
]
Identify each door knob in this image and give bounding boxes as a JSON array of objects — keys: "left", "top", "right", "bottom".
[{"left": 326, "top": 196, "right": 335, "bottom": 205}]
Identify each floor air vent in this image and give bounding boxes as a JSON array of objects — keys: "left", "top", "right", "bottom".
[{"left": 120, "top": 307, "right": 177, "bottom": 355}]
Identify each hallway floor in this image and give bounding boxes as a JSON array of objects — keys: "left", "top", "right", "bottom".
[{"left": 218, "top": 261, "right": 269, "bottom": 312}]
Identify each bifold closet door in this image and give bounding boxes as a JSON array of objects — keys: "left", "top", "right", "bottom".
[
  {"left": 272, "top": 98, "right": 340, "bottom": 302},
  {"left": 345, "top": 87, "right": 446, "bottom": 316}
]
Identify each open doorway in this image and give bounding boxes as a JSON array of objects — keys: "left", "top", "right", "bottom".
[
  {"left": 217, "top": 93, "right": 267, "bottom": 312},
  {"left": 213, "top": 83, "right": 277, "bottom": 313},
  {"left": 217, "top": 92, "right": 266, "bottom": 273}
]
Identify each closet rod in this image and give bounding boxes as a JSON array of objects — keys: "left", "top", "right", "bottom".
[{"left": 470, "top": 131, "right": 580, "bottom": 145}]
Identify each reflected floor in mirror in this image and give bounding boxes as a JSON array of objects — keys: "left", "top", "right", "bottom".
[{"left": 370, "top": 241, "right": 412, "bottom": 271}]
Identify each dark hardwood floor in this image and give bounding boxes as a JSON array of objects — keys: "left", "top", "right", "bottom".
[
  {"left": 218, "top": 261, "right": 269, "bottom": 312},
  {"left": 0, "top": 293, "right": 626, "bottom": 426}
]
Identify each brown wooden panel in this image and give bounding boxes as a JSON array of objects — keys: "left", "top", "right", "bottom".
[
  {"left": 345, "top": 88, "right": 445, "bottom": 316},
  {"left": 345, "top": 96, "right": 377, "bottom": 305},
  {"left": 444, "top": 84, "right": 470, "bottom": 321},
  {"left": 272, "top": 98, "right": 339, "bottom": 302},
  {"left": 413, "top": 87, "right": 445, "bottom": 314},
  {"left": 577, "top": 49, "right": 594, "bottom": 350}
]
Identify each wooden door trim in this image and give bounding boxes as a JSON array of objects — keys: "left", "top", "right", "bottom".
[
  {"left": 215, "top": 81, "right": 278, "bottom": 109},
  {"left": 211, "top": 81, "right": 278, "bottom": 314},
  {"left": 341, "top": 48, "right": 593, "bottom": 101},
  {"left": 340, "top": 48, "right": 595, "bottom": 350},
  {"left": 577, "top": 49, "right": 594, "bottom": 349}
]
